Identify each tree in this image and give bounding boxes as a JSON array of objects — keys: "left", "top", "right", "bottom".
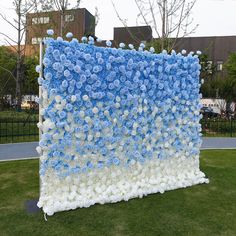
[
  {"left": 0, "top": 47, "right": 17, "bottom": 110},
  {"left": 224, "top": 53, "right": 236, "bottom": 80},
  {"left": 0, "top": 0, "right": 35, "bottom": 110},
  {"left": 23, "top": 55, "right": 39, "bottom": 95},
  {"left": 199, "top": 54, "right": 217, "bottom": 98},
  {"left": 112, "top": 0, "right": 197, "bottom": 52},
  {"left": 222, "top": 53, "right": 236, "bottom": 115}
]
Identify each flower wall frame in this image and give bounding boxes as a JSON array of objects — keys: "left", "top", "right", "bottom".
[{"left": 37, "top": 35, "right": 208, "bottom": 216}]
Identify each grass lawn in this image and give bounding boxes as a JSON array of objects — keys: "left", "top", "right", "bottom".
[
  {"left": 0, "top": 150, "right": 235, "bottom": 235},
  {"left": 0, "top": 110, "right": 38, "bottom": 120}
]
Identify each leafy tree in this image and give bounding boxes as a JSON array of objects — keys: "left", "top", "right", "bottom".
[
  {"left": 224, "top": 53, "right": 236, "bottom": 79},
  {"left": 22, "top": 56, "right": 39, "bottom": 95},
  {"left": 199, "top": 54, "right": 217, "bottom": 98},
  {"left": 222, "top": 53, "right": 236, "bottom": 114},
  {"left": 0, "top": 47, "right": 17, "bottom": 110},
  {"left": 0, "top": 46, "right": 39, "bottom": 110}
]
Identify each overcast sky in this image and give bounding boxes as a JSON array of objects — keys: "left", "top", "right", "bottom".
[{"left": 0, "top": 0, "right": 236, "bottom": 45}]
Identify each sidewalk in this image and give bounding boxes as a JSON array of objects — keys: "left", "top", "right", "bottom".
[{"left": 0, "top": 138, "right": 236, "bottom": 161}]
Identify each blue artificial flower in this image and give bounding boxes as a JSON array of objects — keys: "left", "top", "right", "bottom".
[
  {"left": 47, "top": 29, "right": 54, "bottom": 36},
  {"left": 35, "top": 65, "right": 41, "bottom": 73},
  {"left": 106, "top": 40, "right": 112, "bottom": 47},
  {"left": 66, "top": 32, "right": 73, "bottom": 38},
  {"left": 59, "top": 111, "right": 67, "bottom": 119},
  {"left": 81, "top": 36, "right": 87, "bottom": 43},
  {"left": 39, "top": 35, "right": 202, "bottom": 179},
  {"left": 66, "top": 103, "right": 73, "bottom": 111}
]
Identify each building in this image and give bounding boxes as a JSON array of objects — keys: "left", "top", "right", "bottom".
[
  {"left": 174, "top": 36, "right": 236, "bottom": 76},
  {"left": 24, "top": 8, "right": 95, "bottom": 55},
  {"left": 113, "top": 26, "right": 152, "bottom": 47}
]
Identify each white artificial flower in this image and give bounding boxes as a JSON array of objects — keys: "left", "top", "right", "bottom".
[
  {"left": 71, "top": 95, "right": 77, "bottom": 102},
  {"left": 196, "top": 50, "right": 202, "bottom": 55},
  {"left": 128, "top": 44, "right": 134, "bottom": 49},
  {"left": 82, "top": 95, "right": 89, "bottom": 101},
  {"left": 92, "top": 107, "right": 99, "bottom": 114},
  {"left": 119, "top": 42, "right": 125, "bottom": 48},
  {"left": 55, "top": 95, "right": 61, "bottom": 103}
]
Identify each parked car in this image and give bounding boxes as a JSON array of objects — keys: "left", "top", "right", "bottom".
[
  {"left": 200, "top": 106, "right": 219, "bottom": 118},
  {"left": 21, "top": 101, "right": 39, "bottom": 110}
]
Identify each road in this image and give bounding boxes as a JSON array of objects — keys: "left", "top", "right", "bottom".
[{"left": 0, "top": 138, "right": 236, "bottom": 161}]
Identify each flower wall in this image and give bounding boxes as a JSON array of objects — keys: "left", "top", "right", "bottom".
[{"left": 37, "top": 36, "right": 208, "bottom": 216}]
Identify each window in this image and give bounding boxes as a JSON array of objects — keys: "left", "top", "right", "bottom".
[
  {"left": 207, "top": 60, "right": 213, "bottom": 74},
  {"left": 217, "top": 61, "right": 223, "bottom": 71},
  {"left": 32, "top": 16, "right": 50, "bottom": 24},
  {"left": 65, "top": 14, "right": 74, "bottom": 22},
  {"left": 32, "top": 37, "right": 42, "bottom": 44}
]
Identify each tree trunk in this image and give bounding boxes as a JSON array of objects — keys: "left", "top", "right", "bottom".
[
  {"left": 16, "top": 0, "right": 22, "bottom": 111},
  {"left": 161, "top": 0, "right": 166, "bottom": 51}
]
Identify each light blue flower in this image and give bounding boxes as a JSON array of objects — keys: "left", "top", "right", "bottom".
[
  {"left": 35, "top": 65, "right": 41, "bottom": 73},
  {"left": 119, "top": 42, "right": 125, "bottom": 48},
  {"left": 81, "top": 36, "right": 87, "bottom": 43},
  {"left": 66, "top": 32, "right": 73, "bottom": 38},
  {"left": 106, "top": 40, "right": 112, "bottom": 47},
  {"left": 64, "top": 70, "right": 71, "bottom": 77},
  {"left": 47, "top": 29, "right": 54, "bottom": 36}
]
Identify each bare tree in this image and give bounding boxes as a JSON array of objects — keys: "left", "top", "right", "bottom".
[
  {"left": 112, "top": 0, "right": 198, "bottom": 51},
  {"left": 0, "top": 0, "right": 35, "bottom": 110}
]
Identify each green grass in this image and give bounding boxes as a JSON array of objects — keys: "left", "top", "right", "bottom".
[
  {"left": 0, "top": 110, "right": 38, "bottom": 120},
  {"left": 0, "top": 150, "right": 235, "bottom": 236}
]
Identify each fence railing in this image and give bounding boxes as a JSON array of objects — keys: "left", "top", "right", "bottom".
[
  {"left": 201, "top": 118, "right": 236, "bottom": 137},
  {"left": 0, "top": 117, "right": 39, "bottom": 143},
  {"left": 0, "top": 116, "right": 236, "bottom": 144}
]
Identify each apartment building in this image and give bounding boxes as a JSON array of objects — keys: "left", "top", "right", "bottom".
[{"left": 25, "top": 8, "right": 95, "bottom": 45}]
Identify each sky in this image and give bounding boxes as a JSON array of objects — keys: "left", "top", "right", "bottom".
[{"left": 0, "top": 0, "right": 236, "bottom": 45}]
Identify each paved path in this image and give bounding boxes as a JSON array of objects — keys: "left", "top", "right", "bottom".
[
  {"left": 201, "top": 137, "right": 236, "bottom": 149},
  {"left": 0, "top": 138, "right": 236, "bottom": 161},
  {"left": 0, "top": 142, "right": 38, "bottom": 161}
]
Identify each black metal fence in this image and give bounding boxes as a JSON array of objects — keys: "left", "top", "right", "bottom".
[
  {"left": 201, "top": 118, "right": 236, "bottom": 137},
  {"left": 0, "top": 115, "right": 236, "bottom": 144},
  {"left": 0, "top": 115, "right": 39, "bottom": 144}
]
